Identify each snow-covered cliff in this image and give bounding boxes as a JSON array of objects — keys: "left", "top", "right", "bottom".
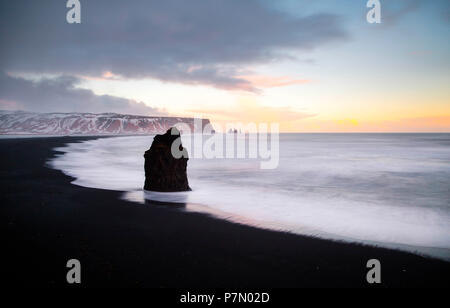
[{"left": 0, "top": 111, "right": 211, "bottom": 135}]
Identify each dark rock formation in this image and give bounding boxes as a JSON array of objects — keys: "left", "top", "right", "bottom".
[{"left": 144, "top": 127, "right": 191, "bottom": 192}]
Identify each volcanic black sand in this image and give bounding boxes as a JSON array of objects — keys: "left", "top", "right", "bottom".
[{"left": 1, "top": 136, "right": 449, "bottom": 288}]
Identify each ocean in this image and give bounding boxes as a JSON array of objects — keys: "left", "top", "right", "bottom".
[{"left": 49, "top": 133, "right": 450, "bottom": 260}]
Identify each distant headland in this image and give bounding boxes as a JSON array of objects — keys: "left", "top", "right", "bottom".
[{"left": 0, "top": 110, "right": 211, "bottom": 135}]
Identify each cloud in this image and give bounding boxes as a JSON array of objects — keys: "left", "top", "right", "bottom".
[
  {"left": 187, "top": 99, "right": 314, "bottom": 123},
  {"left": 0, "top": 72, "right": 166, "bottom": 116},
  {"left": 379, "top": 116, "right": 450, "bottom": 132},
  {"left": 237, "top": 75, "right": 311, "bottom": 90},
  {"left": 409, "top": 50, "right": 433, "bottom": 56},
  {"left": 298, "top": 116, "right": 450, "bottom": 132},
  {"left": 0, "top": 0, "right": 347, "bottom": 92},
  {"left": 381, "top": 0, "right": 422, "bottom": 26}
]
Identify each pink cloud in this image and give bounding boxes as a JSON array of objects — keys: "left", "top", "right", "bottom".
[
  {"left": 0, "top": 99, "right": 21, "bottom": 110},
  {"left": 237, "top": 75, "right": 311, "bottom": 90}
]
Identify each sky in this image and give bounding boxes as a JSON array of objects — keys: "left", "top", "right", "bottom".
[{"left": 0, "top": 0, "right": 449, "bottom": 132}]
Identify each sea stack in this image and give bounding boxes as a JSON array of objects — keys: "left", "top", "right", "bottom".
[{"left": 144, "top": 127, "right": 191, "bottom": 192}]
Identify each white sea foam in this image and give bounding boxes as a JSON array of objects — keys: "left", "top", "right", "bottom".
[{"left": 49, "top": 134, "right": 450, "bottom": 260}]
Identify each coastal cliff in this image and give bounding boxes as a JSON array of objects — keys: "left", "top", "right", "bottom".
[{"left": 0, "top": 110, "right": 211, "bottom": 135}]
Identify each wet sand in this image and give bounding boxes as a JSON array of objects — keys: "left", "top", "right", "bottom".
[{"left": 1, "top": 136, "right": 449, "bottom": 287}]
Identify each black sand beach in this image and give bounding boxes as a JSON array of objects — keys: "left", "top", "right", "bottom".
[{"left": 1, "top": 136, "right": 449, "bottom": 288}]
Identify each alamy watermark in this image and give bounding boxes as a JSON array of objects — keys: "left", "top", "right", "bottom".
[
  {"left": 367, "top": 0, "right": 382, "bottom": 24},
  {"left": 66, "top": 0, "right": 81, "bottom": 24},
  {"left": 67, "top": 1, "right": 381, "bottom": 25},
  {"left": 66, "top": 259, "right": 81, "bottom": 284},
  {"left": 366, "top": 259, "right": 381, "bottom": 284},
  {"left": 170, "top": 118, "right": 279, "bottom": 170}
]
